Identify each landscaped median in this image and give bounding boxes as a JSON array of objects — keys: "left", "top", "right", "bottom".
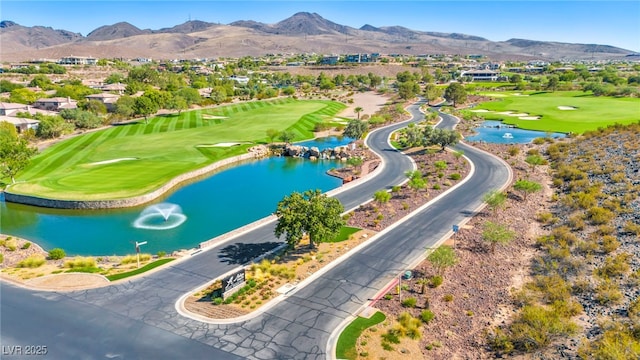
[
  {"left": 177, "top": 145, "right": 471, "bottom": 322},
  {"left": 0, "top": 234, "right": 178, "bottom": 288},
  {"left": 6, "top": 98, "right": 347, "bottom": 207}
]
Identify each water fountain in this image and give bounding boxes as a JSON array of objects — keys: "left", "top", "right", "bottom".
[{"left": 132, "top": 203, "right": 187, "bottom": 230}]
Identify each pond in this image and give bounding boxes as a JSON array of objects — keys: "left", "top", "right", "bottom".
[
  {"left": 1, "top": 156, "right": 343, "bottom": 256},
  {"left": 465, "top": 121, "right": 566, "bottom": 144},
  {"left": 295, "top": 135, "right": 354, "bottom": 150}
]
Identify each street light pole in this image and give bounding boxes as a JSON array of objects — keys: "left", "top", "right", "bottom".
[{"left": 135, "top": 241, "right": 147, "bottom": 268}]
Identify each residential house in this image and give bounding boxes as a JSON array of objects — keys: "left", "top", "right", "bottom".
[
  {"left": 33, "top": 97, "right": 77, "bottom": 111},
  {"left": 100, "top": 83, "right": 126, "bottom": 95},
  {"left": 59, "top": 56, "right": 97, "bottom": 66},
  {"left": 0, "top": 102, "right": 30, "bottom": 116},
  {"left": 0, "top": 115, "right": 39, "bottom": 133},
  {"left": 460, "top": 70, "right": 501, "bottom": 81},
  {"left": 85, "top": 93, "right": 120, "bottom": 112}
]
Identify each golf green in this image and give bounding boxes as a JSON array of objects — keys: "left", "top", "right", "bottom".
[
  {"left": 473, "top": 91, "right": 640, "bottom": 133},
  {"left": 10, "top": 98, "right": 346, "bottom": 200}
]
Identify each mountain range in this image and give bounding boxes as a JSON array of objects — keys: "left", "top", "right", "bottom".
[{"left": 0, "top": 12, "right": 635, "bottom": 62}]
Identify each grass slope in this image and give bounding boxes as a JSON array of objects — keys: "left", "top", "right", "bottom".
[
  {"left": 474, "top": 91, "right": 640, "bottom": 133},
  {"left": 11, "top": 99, "right": 345, "bottom": 200},
  {"left": 336, "top": 311, "right": 386, "bottom": 359}
]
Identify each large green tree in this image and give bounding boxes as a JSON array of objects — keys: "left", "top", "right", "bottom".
[
  {"left": 274, "top": 189, "right": 345, "bottom": 249},
  {"left": 0, "top": 124, "right": 37, "bottom": 184},
  {"left": 443, "top": 83, "right": 467, "bottom": 107},
  {"left": 133, "top": 96, "right": 159, "bottom": 123},
  {"left": 423, "top": 83, "right": 443, "bottom": 105},
  {"left": 343, "top": 119, "right": 368, "bottom": 140}
]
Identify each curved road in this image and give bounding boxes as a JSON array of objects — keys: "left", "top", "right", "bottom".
[{"left": 0, "top": 102, "right": 511, "bottom": 359}]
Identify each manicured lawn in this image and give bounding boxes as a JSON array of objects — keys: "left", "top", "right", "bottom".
[
  {"left": 328, "top": 226, "right": 362, "bottom": 243},
  {"left": 106, "top": 258, "right": 175, "bottom": 281},
  {"left": 10, "top": 99, "right": 345, "bottom": 200},
  {"left": 472, "top": 91, "right": 640, "bottom": 134},
  {"left": 336, "top": 311, "right": 386, "bottom": 359}
]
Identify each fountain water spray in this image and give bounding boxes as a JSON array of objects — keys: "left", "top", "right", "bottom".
[{"left": 133, "top": 203, "right": 187, "bottom": 230}]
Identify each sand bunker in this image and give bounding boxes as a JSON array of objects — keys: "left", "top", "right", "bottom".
[
  {"left": 197, "top": 142, "right": 248, "bottom": 147},
  {"left": 558, "top": 106, "right": 577, "bottom": 110},
  {"left": 519, "top": 116, "right": 541, "bottom": 120},
  {"left": 87, "top": 158, "right": 137, "bottom": 166},
  {"left": 470, "top": 109, "right": 490, "bottom": 113},
  {"left": 202, "top": 115, "right": 228, "bottom": 119}
]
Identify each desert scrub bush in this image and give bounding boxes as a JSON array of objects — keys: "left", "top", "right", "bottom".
[
  {"left": 624, "top": 220, "right": 640, "bottom": 236},
  {"left": 595, "top": 279, "right": 623, "bottom": 305},
  {"left": 587, "top": 206, "right": 614, "bottom": 225},
  {"left": 507, "top": 146, "right": 520, "bottom": 156},
  {"left": 601, "top": 235, "right": 620, "bottom": 254},
  {"left": 430, "top": 275, "right": 443, "bottom": 288},
  {"left": 443, "top": 294, "right": 454, "bottom": 302},
  {"left": 575, "top": 239, "right": 599, "bottom": 255},
  {"left": 595, "top": 253, "right": 631, "bottom": 278},
  {"left": 16, "top": 255, "right": 46, "bottom": 268},
  {"left": 578, "top": 322, "right": 640, "bottom": 360},
  {"left": 550, "top": 226, "right": 579, "bottom": 245},
  {"left": 64, "top": 257, "right": 97, "bottom": 269},
  {"left": 567, "top": 214, "right": 586, "bottom": 230},
  {"left": 535, "top": 211, "right": 555, "bottom": 224},
  {"left": 434, "top": 160, "right": 447, "bottom": 170},
  {"left": 0, "top": 253, "right": 3, "bottom": 263},
  {"left": 394, "top": 312, "right": 422, "bottom": 340},
  {"left": 420, "top": 310, "right": 435, "bottom": 323},
  {"left": 401, "top": 297, "right": 417, "bottom": 308},
  {"left": 507, "top": 304, "right": 579, "bottom": 352},
  {"left": 449, "top": 173, "right": 461, "bottom": 180},
  {"left": 47, "top": 248, "right": 66, "bottom": 260},
  {"left": 4, "top": 238, "right": 17, "bottom": 251},
  {"left": 21, "top": 242, "right": 31, "bottom": 250},
  {"left": 120, "top": 253, "right": 151, "bottom": 265},
  {"left": 525, "top": 275, "right": 572, "bottom": 304}
]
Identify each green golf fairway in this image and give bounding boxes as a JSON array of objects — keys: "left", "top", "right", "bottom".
[
  {"left": 474, "top": 91, "right": 640, "bottom": 133},
  {"left": 9, "top": 98, "right": 346, "bottom": 200}
]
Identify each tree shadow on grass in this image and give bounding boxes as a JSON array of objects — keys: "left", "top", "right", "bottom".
[{"left": 217, "top": 241, "right": 281, "bottom": 265}]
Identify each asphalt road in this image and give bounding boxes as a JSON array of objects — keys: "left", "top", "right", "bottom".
[{"left": 0, "top": 102, "right": 511, "bottom": 359}]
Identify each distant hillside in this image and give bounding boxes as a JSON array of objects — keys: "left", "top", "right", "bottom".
[
  {"left": 0, "top": 13, "right": 634, "bottom": 62},
  {"left": 0, "top": 20, "right": 83, "bottom": 53},
  {"left": 86, "top": 22, "right": 151, "bottom": 41}
]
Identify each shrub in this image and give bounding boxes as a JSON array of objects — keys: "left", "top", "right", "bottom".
[
  {"left": 212, "top": 297, "right": 223, "bottom": 305},
  {"left": 48, "top": 248, "right": 66, "bottom": 260},
  {"left": 420, "top": 310, "right": 435, "bottom": 323},
  {"left": 443, "top": 294, "right": 454, "bottom": 302},
  {"left": 381, "top": 331, "right": 400, "bottom": 344},
  {"left": 16, "top": 255, "right": 46, "bottom": 268},
  {"left": 507, "top": 146, "right": 520, "bottom": 156},
  {"left": 587, "top": 206, "right": 613, "bottom": 225},
  {"left": 402, "top": 297, "right": 417, "bottom": 308},
  {"left": 64, "top": 257, "right": 97, "bottom": 269},
  {"left": 430, "top": 275, "right": 443, "bottom": 288},
  {"left": 508, "top": 304, "right": 578, "bottom": 351},
  {"left": 157, "top": 251, "right": 166, "bottom": 258},
  {"left": 0, "top": 253, "right": 3, "bottom": 263},
  {"left": 595, "top": 253, "right": 631, "bottom": 278},
  {"left": 383, "top": 294, "right": 393, "bottom": 300},
  {"left": 21, "top": 242, "right": 31, "bottom": 250},
  {"left": 623, "top": 220, "right": 640, "bottom": 236},
  {"left": 449, "top": 173, "right": 461, "bottom": 180},
  {"left": 434, "top": 160, "right": 447, "bottom": 170},
  {"left": 595, "top": 280, "right": 623, "bottom": 305},
  {"left": 601, "top": 235, "right": 620, "bottom": 254}
]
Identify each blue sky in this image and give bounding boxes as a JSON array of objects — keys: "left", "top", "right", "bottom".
[{"left": 2, "top": 1, "right": 639, "bottom": 51}]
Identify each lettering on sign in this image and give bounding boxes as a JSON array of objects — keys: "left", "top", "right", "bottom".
[{"left": 222, "top": 269, "right": 246, "bottom": 295}]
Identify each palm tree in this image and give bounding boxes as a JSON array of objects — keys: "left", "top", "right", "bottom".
[{"left": 354, "top": 106, "right": 363, "bottom": 120}]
